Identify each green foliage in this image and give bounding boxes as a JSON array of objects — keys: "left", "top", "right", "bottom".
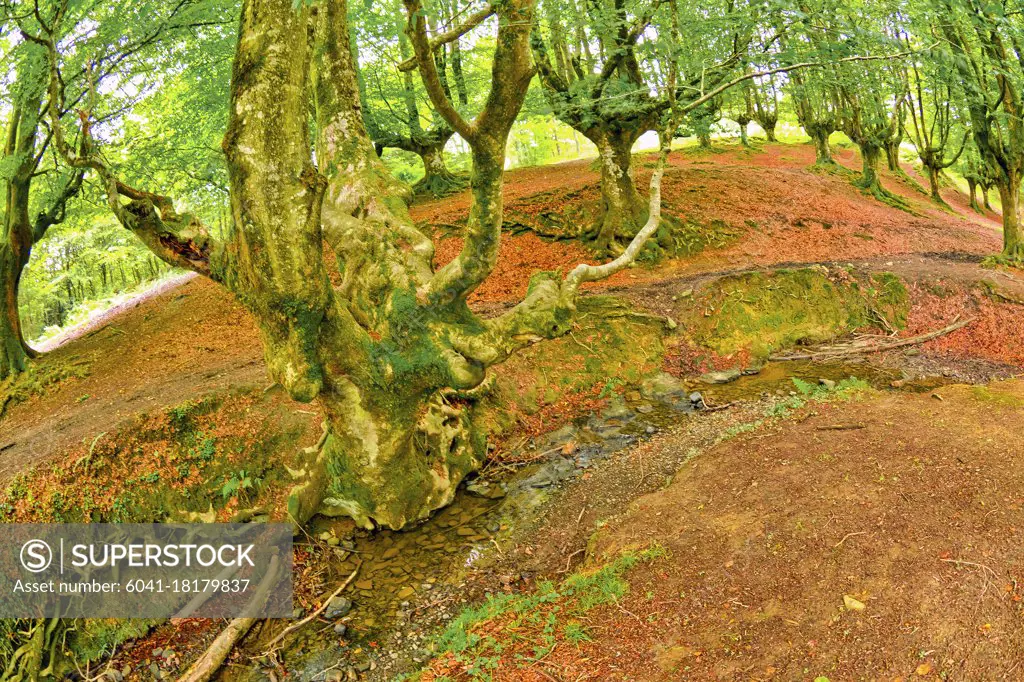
[{"left": 429, "top": 546, "right": 666, "bottom": 678}]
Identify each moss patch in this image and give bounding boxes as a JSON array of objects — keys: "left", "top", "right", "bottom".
[
  {"left": 677, "top": 267, "right": 908, "bottom": 360},
  {"left": 417, "top": 546, "right": 666, "bottom": 680},
  {"left": 0, "top": 355, "right": 91, "bottom": 418},
  {"left": 477, "top": 296, "right": 666, "bottom": 439}
]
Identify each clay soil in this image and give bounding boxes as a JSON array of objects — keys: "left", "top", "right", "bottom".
[{"left": 439, "top": 381, "right": 1024, "bottom": 681}]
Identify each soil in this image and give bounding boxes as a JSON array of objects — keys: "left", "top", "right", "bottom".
[
  {"left": 4, "top": 139, "right": 1024, "bottom": 681},
  {"left": 507, "top": 381, "right": 1024, "bottom": 681}
]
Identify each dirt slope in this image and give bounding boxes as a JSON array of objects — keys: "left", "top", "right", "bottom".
[
  {"left": 576, "top": 381, "right": 1024, "bottom": 680},
  {"left": 0, "top": 141, "right": 1010, "bottom": 482}
]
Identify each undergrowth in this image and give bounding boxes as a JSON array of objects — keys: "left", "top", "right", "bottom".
[
  {"left": 412, "top": 546, "right": 667, "bottom": 681},
  {"left": 719, "top": 376, "right": 872, "bottom": 441}
]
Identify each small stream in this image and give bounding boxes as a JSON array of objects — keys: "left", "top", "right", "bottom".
[{"left": 235, "top": 359, "right": 922, "bottom": 681}]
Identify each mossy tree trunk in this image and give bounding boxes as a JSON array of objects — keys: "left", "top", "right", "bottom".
[
  {"left": 855, "top": 142, "right": 884, "bottom": 193},
  {"left": 0, "top": 45, "right": 83, "bottom": 380},
  {"left": 808, "top": 125, "right": 834, "bottom": 165},
  {"left": 761, "top": 119, "right": 778, "bottom": 142},
  {"left": 997, "top": 173, "right": 1023, "bottom": 259},
  {"left": 48, "top": 0, "right": 636, "bottom": 530},
  {"left": 587, "top": 126, "right": 648, "bottom": 253},
  {"left": 966, "top": 177, "right": 980, "bottom": 212},
  {"left": 374, "top": 127, "right": 464, "bottom": 197},
  {"left": 736, "top": 115, "right": 750, "bottom": 147}
]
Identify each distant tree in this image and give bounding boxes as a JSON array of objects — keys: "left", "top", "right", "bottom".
[
  {"left": 530, "top": 0, "right": 759, "bottom": 253},
  {"left": 903, "top": 52, "right": 968, "bottom": 204},
  {"left": 750, "top": 74, "right": 781, "bottom": 141},
  {"left": 358, "top": 0, "right": 468, "bottom": 196}
]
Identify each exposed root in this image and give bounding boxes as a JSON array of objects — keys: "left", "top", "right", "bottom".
[{"left": 176, "top": 553, "right": 281, "bottom": 682}]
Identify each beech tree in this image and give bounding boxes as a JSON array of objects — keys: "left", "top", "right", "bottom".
[
  {"left": 0, "top": 0, "right": 231, "bottom": 380},
  {"left": 935, "top": 0, "right": 1024, "bottom": 260},
  {"left": 903, "top": 52, "right": 967, "bottom": 203},
  {"left": 35, "top": 0, "right": 677, "bottom": 531},
  {"left": 359, "top": 0, "right": 468, "bottom": 196},
  {"left": 530, "top": 0, "right": 761, "bottom": 253}
]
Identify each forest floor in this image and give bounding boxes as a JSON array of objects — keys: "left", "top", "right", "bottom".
[{"left": 2, "top": 139, "right": 1024, "bottom": 681}]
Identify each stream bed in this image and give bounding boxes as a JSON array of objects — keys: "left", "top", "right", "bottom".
[{"left": 231, "top": 359, "right": 930, "bottom": 681}]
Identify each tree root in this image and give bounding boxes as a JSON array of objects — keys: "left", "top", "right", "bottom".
[{"left": 176, "top": 554, "right": 281, "bottom": 682}]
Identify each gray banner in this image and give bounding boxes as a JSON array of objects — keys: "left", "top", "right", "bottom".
[{"left": 0, "top": 524, "right": 292, "bottom": 618}]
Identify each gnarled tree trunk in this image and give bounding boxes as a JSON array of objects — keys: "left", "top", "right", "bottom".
[
  {"left": 805, "top": 123, "right": 834, "bottom": 165},
  {"left": 587, "top": 127, "right": 647, "bottom": 253},
  {"left": 997, "top": 173, "right": 1023, "bottom": 259}
]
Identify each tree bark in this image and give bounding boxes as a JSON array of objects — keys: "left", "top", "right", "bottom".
[
  {"left": 414, "top": 143, "right": 462, "bottom": 196},
  {"left": 966, "top": 178, "right": 980, "bottom": 212},
  {"left": 856, "top": 143, "right": 884, "bottom": 193},
  {"left": 763, "top": 121, "right": 777, "bottom": 142},
  {"left": 925, "top": 164, "right": 943, "bottom": 203},
  {"left": 998, "top": 175, "right": 1023, "bottom": 259},
  {"left": 885, "top": 142, "right": 901, "bottom": 172},
  {"left": 589, "top": 128, "right": 648, "bottom": 253},
  {"left": 809, "top": 126, "right": 833, "bottom": 165}
]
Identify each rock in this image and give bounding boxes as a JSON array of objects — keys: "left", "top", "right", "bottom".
[
  {"left": 381, "top": 547, "right": 399, "bottom": 560},
  {"left": 741, "top": 363, "right": 764, "bottom": 376},
  {"left": 465, "top": 480, "right": 506, "bottom": 499},
  {"left": 325, "top": 596, "right": 353, "bottom": 619},
  {"left": 334, "top": 623, "right": 348, "bottom": 636},
  {"left": 149, "top": 663, "right": 162, "bottom": 681},
  {"left": 456, "top": 527, "right": 475, "bottom": 536},
  {"left": 699, "top": 369, "right": 742, "bottom": 385},
  {"left": 689, "top": 392, "right": 704, "bottom": 405},
  {"left": 641, "top": 372, "right": 689, "bottom": 400},
  {"left": 601, "top": 397, "right": 632, "bottom": 419},
  {"left": 325, "top": 671, "right": 345, "bottom": 682},
  {"left": 354, "top": 579, "right": 374, "bottom": 591},
  {"left": 355, "top": 661, "right": 371, "bottom": 672},
  {"left": 326, "top": 536, "right": 340, "bottom": 547},
  {"left": 842, "top": 595, "right": 866, "bottom": 611},
  {"left": 819, "top": 378, "right": 837, "bottom": 390},
  {"left": 397, "top": 586, "right": 415, "bottom": 599},
  {"left": 486, "top": 521, "right": 500, "bottom": 533},
  {"left": 292, "top": 607, "right": 305, "bottom": 619}
]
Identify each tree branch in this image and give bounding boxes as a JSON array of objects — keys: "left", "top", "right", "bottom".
[{"left": 397, "top": 3, "right": 494, "bottom": 72}]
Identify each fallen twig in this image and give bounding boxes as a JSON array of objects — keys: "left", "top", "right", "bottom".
[
  {"left": 833, "top": 531, "right": 868, "bottom": 548},
  {"left": 262, "top": 560, "right": 362, "bottom": 652},
  {"left": 816, "top": 423, "right": 867, "bottom": 431},
  {"left": 770, "top": 317, "right": 972, "bottom": 361},
  {"left": 176, "top": 554, "right": 281, "bottom": 682}
]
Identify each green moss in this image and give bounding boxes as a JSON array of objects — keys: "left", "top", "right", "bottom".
[
  {"left": 477, "top": 297, "right": 665, "bottom": 437},
  {"left": 430, "top": 546, "right": 666, "bottom": 669},
  {"left": 679, "top": 268, "right": 910, "bottom": 360},
  {"left": 969, "top": 385, "right": 1024, "bottom": 408},
  {"left": 0, "top": 355, "right": 91, "bottom": 417}
]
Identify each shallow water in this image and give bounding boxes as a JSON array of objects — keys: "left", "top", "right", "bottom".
[{"left": 237, "top": 359, "right": 916, "bottom": 680}]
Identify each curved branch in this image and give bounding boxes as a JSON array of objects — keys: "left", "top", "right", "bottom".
[
  {"left": 397, "top": 3, "right": 494, "bottom": 72},
  {"left": 404, "top": 0, "right": 475, "bottom": 141},
  {"left": 34, "top": 6, "right": 223, "bottom": 280}
]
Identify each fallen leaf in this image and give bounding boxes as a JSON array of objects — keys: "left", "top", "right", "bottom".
[
  {"left": 843, "top": 595, "right": 866, "bottom": 611},
  {"left": 915, "top": 661, "right": 934, "bottom": 676}
]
